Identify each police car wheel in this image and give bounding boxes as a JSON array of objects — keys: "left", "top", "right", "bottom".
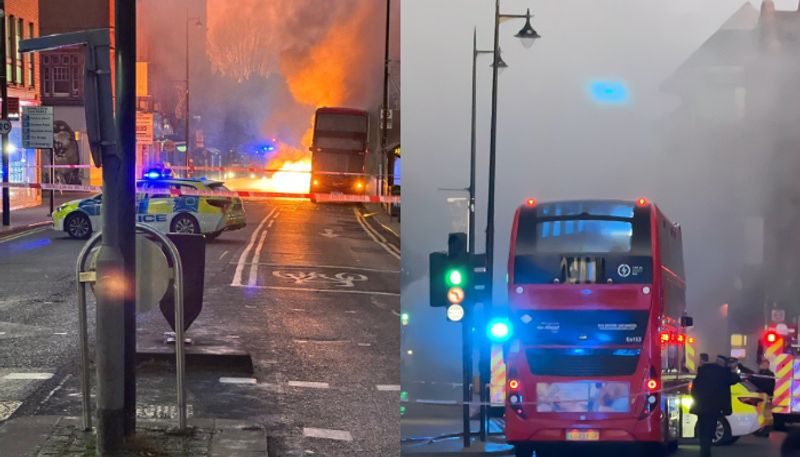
[
  {"left": 65, "top": 213, "right": 92, "bottom": 239},
  {"left": 712, "top": 417, "right": 733, "bottom": 446},
  {"left": 170, "top": 213, "right": 200, "bottom": 234}
]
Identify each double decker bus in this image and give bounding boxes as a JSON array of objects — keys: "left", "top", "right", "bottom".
[
  {"left": 502, "top": 198, "right": 690, "bottom": 457},
  {"left": 310, "top": 107, "right": 369, "bottom": 194}
]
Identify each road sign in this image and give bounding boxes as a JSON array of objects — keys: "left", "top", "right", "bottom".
[
  {"left": 0, "top": 119, "right": 11, "bottom": 135},
  {"left": 21, "top": 106, "right": 54, "bottom": 149},
  {"left": 773, "top": 309, "right": 786, "bottom": 324},
  {"left": 381, "top": 108, "right": 393, "bottom": 130},
  {"left": 136, "top": 112, "right": 154, "bottom": 144}
]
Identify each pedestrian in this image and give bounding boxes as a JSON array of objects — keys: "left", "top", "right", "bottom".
[
  {"left": 754, "top": 358, "right": 776, "bottom": 397},
  {"left": 691, "top": 354, "right": 741, "bottom": 457},
  {"left": 700, "top": 353, "right": 709, "bottom": 364}
]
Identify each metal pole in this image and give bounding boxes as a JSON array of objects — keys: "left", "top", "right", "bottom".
[
  {"left": 184, "top": 9, "right": 190, "bottom": 177},
  {"left": 49, "top": 149, "right": 54, "bottom": 215},
  {"left": 480, "top": 0, "right": 501, "bottom": 442},
  {"left": 169, "top": 237, "right": 186, "bottom": 430},
  {"left": 76, "top": 232, "right": 102, "bottom": 432},
  {"left": 380, "top": 0, "right": 391, "bottom": 199},
  {"left": 1, "top": 1, "right": 9, "bottom": 226},
  {"left": 116, "top": 0, "right": 138, "bottom": 442}
]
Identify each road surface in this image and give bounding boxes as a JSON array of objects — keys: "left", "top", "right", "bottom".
[{"left": 0, "top": 198, "right": 400, "bottom": 456}]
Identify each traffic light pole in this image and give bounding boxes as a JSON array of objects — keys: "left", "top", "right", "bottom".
[{"left": 1, "top": 0, "right": 9, "bottom": 227}]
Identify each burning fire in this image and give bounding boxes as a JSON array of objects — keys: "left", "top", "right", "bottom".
[{"left": 205, "top": 0, "right": 383, "bottom": 195}]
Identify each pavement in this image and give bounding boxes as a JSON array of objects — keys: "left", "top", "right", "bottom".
[
  {"left": 0, "top": 415, "right": 269, "bottom": 456},
  {"left": 0, "top": 192, "right": 87, "bottom": 237},
  {"left": 0, "top": 198, "right": 401, "bottom": 456}
]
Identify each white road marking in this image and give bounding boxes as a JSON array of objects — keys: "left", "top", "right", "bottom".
[
  {"left": 357, "top": 343, "right": 371, "bottom": 347},
  {"left": 3, "top": 372, "right": 54, "bottom": 380},
  {"left": 0, "top": 332, "right": 6, "bottom": 335},
  {"left": 231, "top": 207, "right": 276, "bottom": 286},
  {"left": 219, "top": 377, "right": 257, "bottom": 384},
  {"left": 53, "top": 332, "right": 68, "bottom": 335},
  {"left": 247, "top": 230, "right": 269, "bottom": 287},
  {"left": 345, "top": 310, "right": 357, "bottom": 314},
  {"left": 247, "top": 263, "right": 399, "bottom": 273},
  {"left": 230, "top": 284, "right": 399, "bottom": 296},
  {"left": 353, "top": 208, "right": 400, "bottom": 259},
  {"left": 268, "top": 220, "right": 275, "bottom": 228},
  {"left": 294, "top": 340, "right": 308, "bottom": 344},
  {"left": 376, "top": 384, "right": 401, "bottom": 391},
  {"left": 219, "top": 250, "right": 230, "bottom": 261},
  {"left": 291, "top": 308, "right": 305, "bottom": 312},
  {"left": 288, "top": 381, "right": 329, "bottom": 389},
  {"left": 303, "top": 427, "right": 353, "bottom": 442},
  {"left": 320, "top": 228, "right": 339, "bottom": 238},
  {"left": 0, "top": 401, "right": 22, "bottom": 421}
]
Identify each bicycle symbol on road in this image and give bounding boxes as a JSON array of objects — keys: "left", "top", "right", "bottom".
[{"left": 272, "top": 271, "right": 368, "bottom": 288}]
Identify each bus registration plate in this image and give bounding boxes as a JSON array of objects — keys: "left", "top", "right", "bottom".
[{"left": 566, "top": 429, "right": 599, "bottom": 441}]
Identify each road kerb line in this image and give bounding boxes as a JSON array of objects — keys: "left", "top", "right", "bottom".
[
  {"left": 303, "top": 427, "right": 353, "bottom": 442},
  {"left": 219, "top": 377, "right": 257, "bottom": 384},
  {"left": 231, "top": 207, "right": 276, "bottom": 286},
  {"left": 3, "top": 373, "right": 54, "bottom": 380}
]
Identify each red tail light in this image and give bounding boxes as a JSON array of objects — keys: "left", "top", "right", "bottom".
[
  {"left": 525, "top": 198, "right": 536, "bottom": 207},
  {"left": 660, "top": 332, "right": 670, "bottom": 344},
  {"left": 508, "top": 379, "right": 520, "bottom": 390},
  {"left": 676, "top": 334, "right": 685, "bottom": 343},
  {"left": 738, "top": 396, "right": 764, "bottom": 407},
  {"left": 646, "top": 379, "right": 658, "bottom": 391},
  {"left": 636, "top": 197, "right": 648, "bottom": 207}
]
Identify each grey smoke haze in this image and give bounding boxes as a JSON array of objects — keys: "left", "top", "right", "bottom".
[{"left": 401, "top": 0, "right": 792, "bottom": 396}]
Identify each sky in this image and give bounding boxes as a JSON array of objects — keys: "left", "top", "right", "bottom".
[{"left": 400, "top": 0, "right": 794, "bottom": 394}]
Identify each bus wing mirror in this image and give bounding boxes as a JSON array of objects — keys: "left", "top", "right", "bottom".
[{"left": 681, "top": 316, "right": 694, "bottom": 328}]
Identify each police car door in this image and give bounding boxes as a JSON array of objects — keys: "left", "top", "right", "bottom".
[{"left": 138, "top": 181, "right": 171, "bottom": 232}]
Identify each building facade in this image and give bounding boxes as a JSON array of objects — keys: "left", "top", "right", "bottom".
[
  {"left": 38, "top": 0, "right": 112, "bottom": 186},
  {"left": 6, "top": 0, "right": 40, "bottom": 208}
]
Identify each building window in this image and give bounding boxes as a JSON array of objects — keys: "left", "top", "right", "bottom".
[
  {"left": 6, "top": 15, "right": 13, "bottom": 83},
  {"left": 16, "top": 18, "right": 23, "bottom": 85},
  {"left": 41, "top": 51, "right": 83, "bottom": 101},
  {"left": 27, "top": 23, "right": 34, "bottom": 87}
]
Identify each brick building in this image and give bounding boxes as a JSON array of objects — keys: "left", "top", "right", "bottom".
[{"left": 38, "top": 0, "right": 112, "bottom": 186}]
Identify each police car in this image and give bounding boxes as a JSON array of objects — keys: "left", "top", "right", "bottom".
[
  {"left": 680, "top": 379, "right": 771, "bottom": 446},
  {"left": 52, "top": 172, "right": 246, "bottom": 240}
]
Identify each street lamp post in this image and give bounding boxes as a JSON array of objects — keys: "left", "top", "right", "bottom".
[
  {"left": 184, "top": 13, "right": 202, "bottom": 176},
  {"left": 481, "top": 1, "right": 539, "bottom": 441}
]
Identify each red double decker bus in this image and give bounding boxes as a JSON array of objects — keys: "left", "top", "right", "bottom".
[
  {"left": 310, "top": 107, "right": 369, "bottom": 194},
  {"left": 503, "top": 198, "right": 690, "bottom": 456}
]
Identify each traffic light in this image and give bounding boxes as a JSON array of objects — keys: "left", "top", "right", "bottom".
[{"left": 429, "top": 233, "right": 469, "bottom": 321}]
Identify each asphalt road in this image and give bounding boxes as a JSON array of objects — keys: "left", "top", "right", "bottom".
[{"left": 0, "top": 199, "right": 400, "bottom": 456}]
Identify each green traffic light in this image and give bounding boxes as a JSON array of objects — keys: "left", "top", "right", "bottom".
[
  {"left": 447, "top": 269, "right": 464, "bottom": 286},
  {"left": 400, "top": 390, "right": 408, "bottom": 401},
  {"left": 401, "top": 313, "right": 410, "bottom": 326}
]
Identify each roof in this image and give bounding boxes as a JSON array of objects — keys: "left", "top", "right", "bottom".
[{"left": 316, "top": 107, "right": 369, "bottom": 116}]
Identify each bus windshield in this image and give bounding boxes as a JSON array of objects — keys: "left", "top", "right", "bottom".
[
  {"left": 313, "top": 151, "right": 364, "bottom": 173},
  {"left": 314, "top": 113, "right": 368, "bottom": 151},
  {"left": 513, "top": 201, "right": 652, "bottom": 284}
]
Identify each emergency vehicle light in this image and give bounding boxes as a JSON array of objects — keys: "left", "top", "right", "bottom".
[
  {"left": 487, "top": 318, "right": 513, "bottom": 343},
  {"left": 646, "top": 379, "right": 658, "bottom": 391},
  {"left": 525, "top": 198, "right": 536, "bottom": 207},
  {"left": 508, "top": 379, "right": 520, "bottom": 390},
  {"left": 766, "top": 331, "right": 778, "bottom": 344},
  {"left": 660, "top": 332, "right": 670, "bottom": 344},
  {"left": 636, "top": 197, "right": 648, "bottom": 207}
]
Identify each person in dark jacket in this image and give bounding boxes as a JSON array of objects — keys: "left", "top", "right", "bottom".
[{"left": 691, "top": 355, "right": 741, "bottom": 457}]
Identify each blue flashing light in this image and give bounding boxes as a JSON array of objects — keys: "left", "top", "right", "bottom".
[
  {"left": 588, "top": 80, "right": 630, "bottom": 105},
  {"left": 144, "top": 170, "right": 162, "bottom": 179},
  {"left": 487, "top": 318, "right": 513, "bottom": 343},
  {"left": 143, "top": 167, "right": 172, "bottom": 180},
  {"left": 580, "top": 289, "right": 592, "bottom": 295},
  {"left": 612, "top": 349, "right": 641, "bottom": 357}
]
